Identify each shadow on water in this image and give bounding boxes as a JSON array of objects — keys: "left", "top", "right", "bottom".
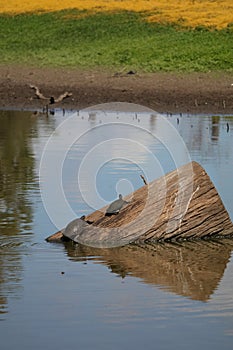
[
  {"left": 64, "top": 239, "right": 233, "bottom": 302},
  {"left": 0, "top": 110, "right": 39, "bottom": 316}
]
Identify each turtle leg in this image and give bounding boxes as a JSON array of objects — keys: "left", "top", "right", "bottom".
[{"left": 105, "top": 211, "right": 119, "bottom": 216}]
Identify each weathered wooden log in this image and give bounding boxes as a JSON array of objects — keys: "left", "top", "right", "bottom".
[{"left": 46, "top": 161, "right": 233, "bottom": 247}]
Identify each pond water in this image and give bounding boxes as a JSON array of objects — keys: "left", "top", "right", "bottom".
[{"left": 0, "top": 106, "right": 233, "bottom": 350}]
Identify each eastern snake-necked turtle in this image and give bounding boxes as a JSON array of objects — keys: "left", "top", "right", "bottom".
[{"left": 105, "top": 194, "right": 129, "bottom": 216}]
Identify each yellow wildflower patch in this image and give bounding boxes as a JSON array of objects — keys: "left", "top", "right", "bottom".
[{"left": 1, "top": 0, "right": 233, "bottom": 29}]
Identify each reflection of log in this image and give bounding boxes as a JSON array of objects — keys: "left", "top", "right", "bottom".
[
  {"left": 64, "top": 239, "right": 233, "bottom": 301},
  {"left": 46, "top": 162, "right": 233, "bottom": 246}
]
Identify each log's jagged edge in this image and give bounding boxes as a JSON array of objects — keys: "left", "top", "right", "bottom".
[{"left": 135, "top": 161, "right": 233, "bottom": 242}]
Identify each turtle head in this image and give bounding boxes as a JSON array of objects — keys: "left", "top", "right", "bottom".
[{"left": 119, "top": 194, "right": 123, "bottom": 200}]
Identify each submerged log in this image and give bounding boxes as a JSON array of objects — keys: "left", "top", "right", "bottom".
[{"left": 46, "top": 161, "right": 233, "bottom": 247}]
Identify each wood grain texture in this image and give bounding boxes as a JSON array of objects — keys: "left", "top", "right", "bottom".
[{"left": 46, "top": 161, "right": 233, "bottom": 245}]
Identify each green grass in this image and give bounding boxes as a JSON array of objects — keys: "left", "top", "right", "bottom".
[{"left": 0, "top": 10, "right": 232, "bottom": 72}]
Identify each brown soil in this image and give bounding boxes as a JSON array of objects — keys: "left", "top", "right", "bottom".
[{"left": 0, "top": 65, "right": 233, "bottom": 113}]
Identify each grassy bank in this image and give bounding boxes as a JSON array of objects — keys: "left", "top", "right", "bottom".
[{"left": 0, "top": 10, "right": 232, "bottom": 72}]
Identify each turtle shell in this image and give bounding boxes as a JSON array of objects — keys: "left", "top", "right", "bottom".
[{"left": 63, "top": 218, "right": 89, "bottom": 241}]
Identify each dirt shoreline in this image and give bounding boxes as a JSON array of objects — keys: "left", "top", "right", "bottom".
[{"left": 0, "top": 65, "right": 233, "bottom": 113}]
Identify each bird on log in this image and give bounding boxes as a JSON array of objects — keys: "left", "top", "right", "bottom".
[{"left": 46, "top": 161, "right": 233, "bottom": 248}]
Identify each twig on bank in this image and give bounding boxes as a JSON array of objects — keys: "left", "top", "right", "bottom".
[
  {"left": 29, "top": 84, "right": 72, "bottom": 104},
  {"left": 29, "top": 84, "right": 48, "bottom": 100}
]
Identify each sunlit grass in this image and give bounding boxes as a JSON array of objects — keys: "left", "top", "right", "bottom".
[
  {"left": 0, "top": 11, "right": 232, "bottom": 72},
  {"left": 1, "top": 0, "right": 233, "bottom": 29}
]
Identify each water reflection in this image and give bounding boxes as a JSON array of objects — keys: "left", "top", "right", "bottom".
[
  {"left": 0, "top": 110, "right": 38, "bottom": 315},
  {"left": 0, "top": 108, "right": 233, "bottom": 335},
  {"left": 64, "top": 239, "right": 233, "bottom": 302},
  {"left": 211, "top": 115, "right": 220, "bottom": 141}
]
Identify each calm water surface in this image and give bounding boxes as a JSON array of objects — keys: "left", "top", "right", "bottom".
[{"left": 0, "top": 108, "right": 233, "bottom": 350}]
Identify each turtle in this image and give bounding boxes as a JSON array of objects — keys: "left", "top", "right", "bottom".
[
  {"left": 105, "top": 194, "right": 129, "bottom": 216},
  {"left": 63, "top": 215, "right": 90, "bottom": 241}
]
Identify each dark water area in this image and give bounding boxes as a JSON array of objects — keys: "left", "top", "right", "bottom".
[{"left": 0, "top": 107, "right": 233, "bottom": 350}]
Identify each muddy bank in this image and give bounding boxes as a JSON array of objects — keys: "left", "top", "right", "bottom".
[{"left": 0, "top": 65, "right": 233, "bottom": 113}]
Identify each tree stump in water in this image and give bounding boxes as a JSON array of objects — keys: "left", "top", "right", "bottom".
[{"left": 46, "top": 161, "right": 233, "bottom": 247}]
